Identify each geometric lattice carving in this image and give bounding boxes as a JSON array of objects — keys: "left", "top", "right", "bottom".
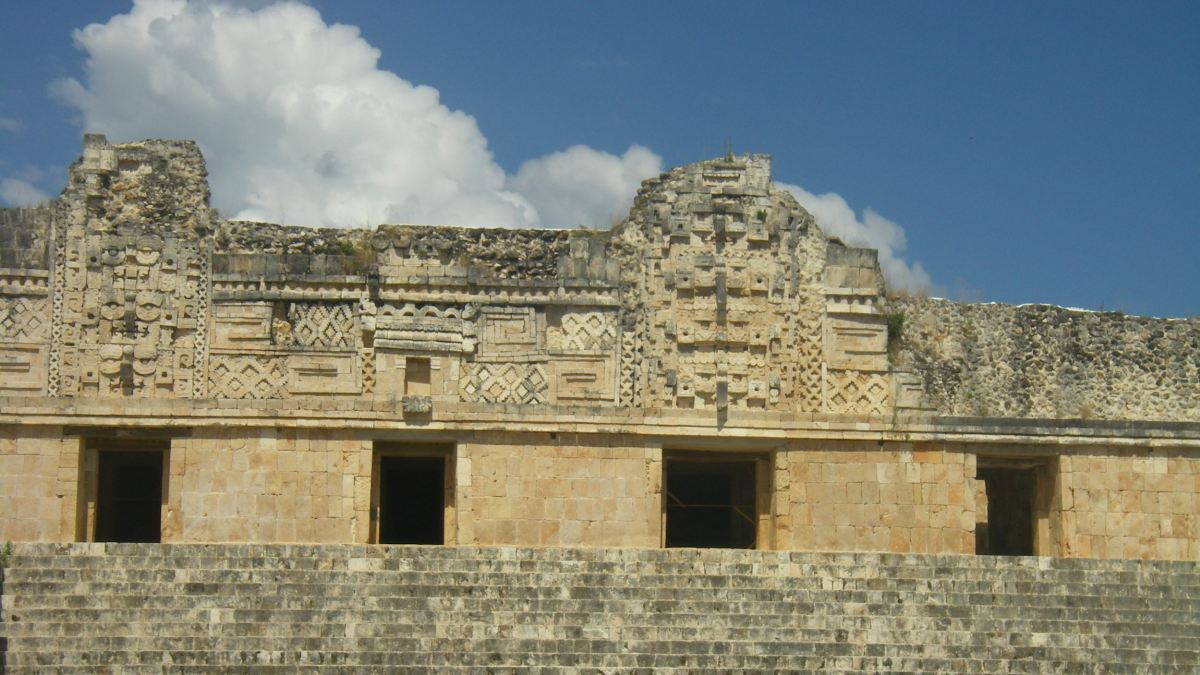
[
  {"left": 825, "top": 369, "right": 890, "bottom": 416},
  {"left": 461, "top": 362, "right": 548, "bottom": 405},
  {"left": 617, "top": 318, "right": 642, "bottom": 408},
  {"left": 288, "top": 302, "right": 355, "bottom": 348},
  {"left": 47, "top": 227, "right": 68, "bottom": 397},
  {"left": 208, "top": 356, "right": 285, "bottom": 399},
  {"left": 476, "top": 306, "right": 538, "bottom": 355},
  {"left": 793, "top": 308, "right": 824, "bottom": 412},
  {"left": 0, "top": 296, "right": 48, "bottom": 341},
  {"left": 190, "top": 240, "right": 211, "bottom": 398},
  {"left": 548, "top": 310, "right": 617, "bottom": 351}
]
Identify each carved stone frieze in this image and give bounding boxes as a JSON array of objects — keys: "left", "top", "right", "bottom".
[
  {"left": 16, "top": 135, "right": 1195, "bottom": 422},
  {"left": 374, "top": 303, "right": 473, "bottom": 353},
  {"left": 0, "top": 296, "right": 48, "bottom": 341},
  {"left": 461, "top": 362, "right": 548, "bottom": 405},
  {"left": 208, "top": 354, "right": 285, "bottom": 399},
  {"left": 825, "top": 369, "right": 891, "bottom": 416},
  {"left": 287, "top": 302, "right": 356, "bottom": 348},
  {"left": 546, "top": 309, "right": 617, "bottom": 352}
]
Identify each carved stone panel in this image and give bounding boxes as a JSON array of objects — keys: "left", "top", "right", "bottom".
[
  {"left": 0, "top": 296, "right": 48, "bottom": 342},
  {"left": 210, "top": 303, "right": 273, "bottom": 350},
  {"left": 476, "top": 306, "right": 539, "bottom": 355},
  {"left": 825, "top": 314, "right": 888, "bottom": 371},
  {"left": 825, "top": 369, "right": 891, "bottom": 416},
  {"left": 0, "top": 344, "right": 46, "bottom": 394},
  {"left": 287, "top": 302, "right": 356, "bottom": 348},
  {"left": 208, "top": 354, "right": 285, "bottom": 399},
  {"left": 546, "top": 309, "right": 617, "bottom": 352},
  {"left": 461, "top": 362, "right": 548, "bottom": 405},
  {"left": 552, "top": 356, "right": 615, "bottom": 404},
  {"left": 375, "top": 303, "right": 472, "bottom": 353},
  {"left": 289, "top": 353, "right": 359, "bottom": 395},
  {"left": 51, "top": 224, "right": 209, "bottom": 398}
]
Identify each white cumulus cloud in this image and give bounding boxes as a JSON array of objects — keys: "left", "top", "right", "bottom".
[
  {"left": 0, "top": 179, "right": 51, "bottom": 207},
  {"left": 510, "top": 145, "right": 662, "bottom": 228},
  {"left": 780, "top": 182, "right": 933, "bottom": 293},
  {"left": 52, "top": 0, "right": 654, "bottom": 229}
]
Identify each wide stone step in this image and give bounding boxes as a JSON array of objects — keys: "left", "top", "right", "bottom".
[
  {"left": 2, "top": 543, "right": 1198, "bottom": 672},
  {"left": 4, "top": 643, "right": 1189, "bottom": 670},
  {"left": 6, "top": 621, "right": 1197, "bottom": 658},
  {"left": 11, "top": 552, "right": 1200, "bottom": 583},
  {"left": 8, "top": 586, "right": 1199, "bottom": 620},
  {"left": 8, "top": 565, "right": 1195, "bottom": 596}
]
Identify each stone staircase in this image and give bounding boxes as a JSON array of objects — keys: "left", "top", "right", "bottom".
[{"left": 1, "top": 543, "right": 1197, "bottom": 673}]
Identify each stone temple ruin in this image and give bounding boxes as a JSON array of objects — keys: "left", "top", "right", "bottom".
[{"left": 0, "top": 135, "right": 1197, "bottom": 671}]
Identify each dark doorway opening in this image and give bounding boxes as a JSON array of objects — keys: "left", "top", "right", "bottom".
[
  {"left": 976, "top": 466, "right": 1035, "bottom": 556},
  {"left": 665, "top": 459, "right": 757, "bottom": 548},
  {"left": 378, "top": 455, "right": 445, "bottom": 544},
  {"left": 96, "top": 449, "right": 164, "bottom": 543}
]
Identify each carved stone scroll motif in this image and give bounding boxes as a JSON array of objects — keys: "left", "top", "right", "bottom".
[{"left": 375, "top": 303, "right": 473, "bottom": 353}]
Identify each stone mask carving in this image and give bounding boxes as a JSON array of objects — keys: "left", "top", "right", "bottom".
[
  {"left": 97, "top": 344, "right": 124, "bottom": 377},
  {"left": 99, "top": 243, "right": 125, "bottom": 266},
  {"left": 132, "top": 344, "right": 158, "bottom": 376},
  {"left": 100, "top": 293, "right": 125, "bottom": 322},
  {"left": 135, "top": 290, "right": 162, "bottom": 322},
  {"left": 135, "top": 235, "right": 162, "bottom": 266}
]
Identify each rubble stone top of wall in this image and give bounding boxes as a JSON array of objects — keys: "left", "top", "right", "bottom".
[
  {"left": 891, "top": 297, "right": 1200, "bottom": 422},
  {"left": 215, "top": 221, "right": 574, "bottom": 280}
]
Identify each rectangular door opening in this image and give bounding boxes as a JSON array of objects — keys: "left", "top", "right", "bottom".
[
  {"left": 665, "top": 458, "right": 758, "bottom": 549},
  {"left": 976, "top": 463, "right": 1037, "bottom": 556},
  {"left": 377, "top": 453, "right": 447, "bottom": 544},
  {"left": 95, "top": 448, "right": 165, "bottom": 543}
]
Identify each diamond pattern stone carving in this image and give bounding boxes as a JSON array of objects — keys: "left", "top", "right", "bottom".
[
  {"left": 288, "top": 302, "right": 355, "bottom": 348},
  {"left": 209, "top": 356, "right": 285, "bottom": 399},
  {"left": 0, "top": 297, "right": 47, "bottom": 341},
  {"left": 826, "top": 369, "right": 890, "bottom": 416},
  {"left": 462, "top": 363, "right": 548, "bottom": 405},
  {"left": 554, "top": 311, "right": 617, "bottom": 351}
]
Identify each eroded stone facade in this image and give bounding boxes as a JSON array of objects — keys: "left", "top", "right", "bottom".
[{"left": 0, "top": 135, "right": 1196, "bottom": 560}]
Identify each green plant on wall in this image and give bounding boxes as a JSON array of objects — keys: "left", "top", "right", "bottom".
[
  {"left": 0, "top": 540, "right": 12, "bottom": 568},
  {"left": 335, "top": 236, "right": 377, "bottom": 275},
  {"left": 886, "top": 311, "right": 905, "bottom": 346}
]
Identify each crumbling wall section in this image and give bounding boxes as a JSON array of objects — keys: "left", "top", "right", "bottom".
[
  {"left": 891, "top": 297, "right": 1200, "bottom": 421},
  {"left": 0, "top": 206, "right": 52, "bottom": 269}
]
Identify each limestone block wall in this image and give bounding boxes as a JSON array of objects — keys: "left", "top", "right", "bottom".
[
  {"left": 2, "top": 423, "right": 1199, "bottom": 561},
  {"left": 1056, "top": 449, "right": 1200, "bottom": 560},
  {"left": 173, "top": 428, "right": 369, "bottom": 543},
  {"left": 0, "top": 425, "right": 75, "bottom": 542},
  {"left": 458, "top": 433, "right": 661, "bottom": 548},
  {"left": 892, "top": 297, "right": 1200, "bottom": 421},
  {"left": 775, "top": 442, "right": 975, "bottom": 554}
]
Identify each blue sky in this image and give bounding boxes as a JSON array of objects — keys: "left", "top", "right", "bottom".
[{"left": 1, "top": 1, "right": 1197, "bottom": 316}]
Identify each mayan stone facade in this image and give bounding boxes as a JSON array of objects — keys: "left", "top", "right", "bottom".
[{"left": 0, "top": 135, "right": 1197, "bottom": 560}]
